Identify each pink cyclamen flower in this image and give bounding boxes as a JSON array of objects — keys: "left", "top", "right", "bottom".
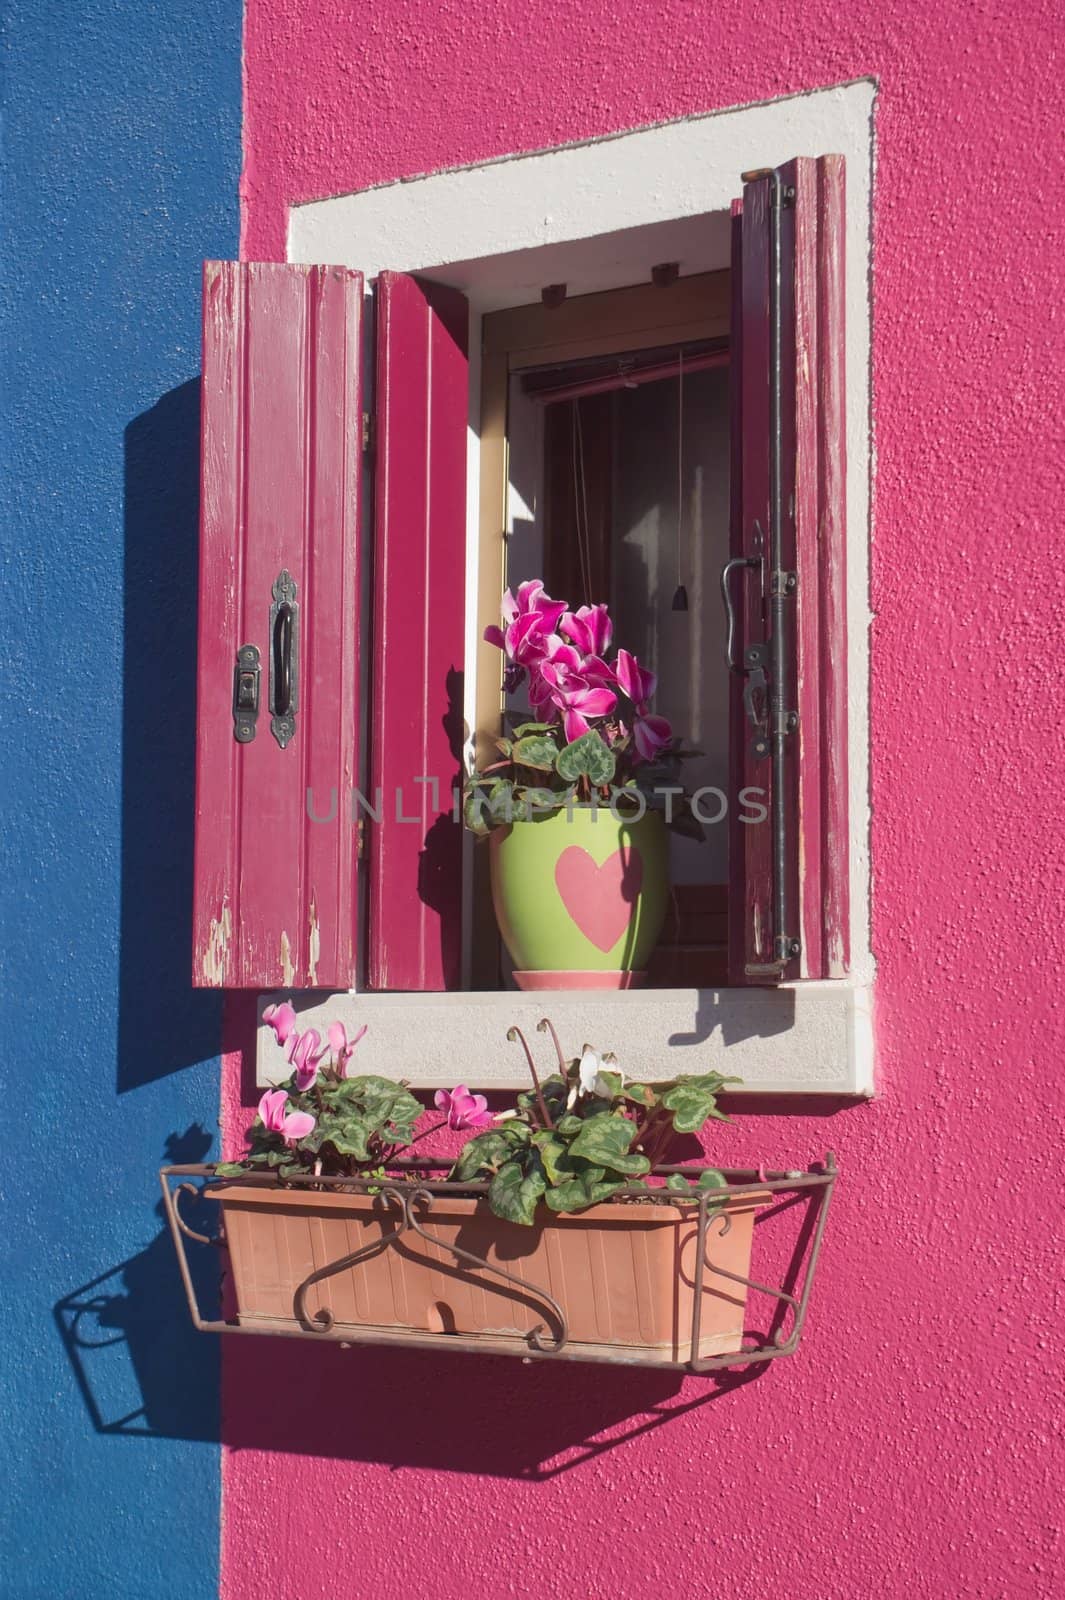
[
  {"left": 502, "top": 579, "right": 568, "bottom": 634},
  {"left": 262, "top": 1000, "right": 298, "bottom": 1047},
  {"left": 613, "top": 649, "right": 657, "bottom": 706},
  {"left": 484, "top": 581, "right": 568, "bottom": 691},
  {"left": 560, "top": 603, "right": 613, "bottom": 659},
  {"left": 327, "top": 1020, "right": 368, "bottom": 1077},
  {"left": 613, "top": 649, "right": 672, "bottom": 762},
  {"left": 434, "top": 1084, "right": 494, "bottom": 1131},
  {"left": 534, "top": 644, "right": 618, "bottom": 740},
  {"left": 285, "top": 1027, "right": 327, "bottom": 1091},
  {"left": 257, "top": 1089, "right": 316, "bottom": 1148},
  {"left": 632, "top": 712, "right": 672, "bottom": 762}
]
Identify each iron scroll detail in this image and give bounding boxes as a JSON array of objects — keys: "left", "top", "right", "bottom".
[{"left": 292, "top": 1185, "right": 569, "bottom": 1353}]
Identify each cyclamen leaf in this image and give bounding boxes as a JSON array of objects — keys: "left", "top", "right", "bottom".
[
  {"left": 684, "top": 1072, "right": 740, "bottom": 1092},
  {"left": 487, "top": 782, "right": 517, "bottom": 826},
  {"left": 451, "top": 1131, "right": 511, "bottom": 1181},
  {"left": 623, "top": 1083, "right": 655, "bottom": 1108},
  {"left": 463, "top": 792, "right": 491, "bottom": 837},
  {"left": 660, "top": 1081, "right": 733, "bottom": 1133},
  {"left": 600, "top": 1149, "right": 651, "bottom": 1176},
  {"left": 513, "top": 735, "right": 560, "bottom": 771},
  {"left": 666, "top": 1169, "right": 729, "bottom": 1201},
  {"left": 553, "top": 1113, "right": 584, "bottom": 1139},
  {"left": 512, "top": 721, "right": 556, "bottom": 738},
  {"left": 488, "top": 1159, "right": 547, "bottom": 1226},
  {"left": 554, "top": 731, "right": 616, "bottom": 786},
  {"left": 381, "top": 1123, "right": 415, "bottom": 1148},
  {"left": 213, "top": 1161, "right": 248, "bottom": 1178},
  {"left": 531, "top": 1134, "right": 569, "bottom": 1184},
  {"left": 322, "top": 1118, "right": 373, "bottom": 1159},
  {"left": 568, "top": 1113, "right": 649, "bottom": 1175},
  {"left": 514, "top": 786, "right": 560, "bottom": 816},
  {"left": 544, "top": 1176, "right": 622, "bottom": 1213}
]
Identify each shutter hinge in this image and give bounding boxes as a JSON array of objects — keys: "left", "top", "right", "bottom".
[
  {"left": 356, "top": 817, "right": 366, "bottom": 860},
  {"left": 362, "top": 411, "right": 374, "bottom": 453},
  {"left": 742, "top": 170, "right": 795, "bottom": 207},
  {"left": 770, "top": 569, "right": 797, "bottom": 597}
]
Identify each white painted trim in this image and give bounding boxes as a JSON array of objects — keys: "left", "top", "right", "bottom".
[
  {"left": 256, "top": 984, "right": 874, "bottom": 1096},
  {"left": 287, "top": 82, "right": 876, "bottom": 1095}
]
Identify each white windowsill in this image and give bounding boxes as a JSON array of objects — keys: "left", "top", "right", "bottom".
[{"left": 255, "top": 983, "right": 873, "bottom": 1095}]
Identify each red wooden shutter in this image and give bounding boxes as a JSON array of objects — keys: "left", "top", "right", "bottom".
[
  {"left": 368, "top": 273, "right": 468, "bottom": 990},
  {"left": 193, "top": 261, "right": 363, "bottom": 988},
  {"left": 727, "top": 156, "right": 849, "bottom": 983}
]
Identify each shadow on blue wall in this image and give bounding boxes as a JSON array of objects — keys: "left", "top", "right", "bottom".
[
  {"left": 119, "top": 382, "right": 222, "bottom": 1091},
  {"left": 54, "top": 1126, "right": 221, "bottom": 1443}
]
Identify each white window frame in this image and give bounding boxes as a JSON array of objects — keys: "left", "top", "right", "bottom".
[{"left": 266, "top": 79, "right": 877, "bottom": 1096}]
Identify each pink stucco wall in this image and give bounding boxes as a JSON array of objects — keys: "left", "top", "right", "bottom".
[{"left": 223, "top": 3, "right": 1064, "bottom": 1596}]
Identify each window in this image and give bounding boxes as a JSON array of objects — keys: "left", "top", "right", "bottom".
[
  {"left": 472, "top": 276, "right": 733, "bottom": 990},
  {"left": 200, "top": 86, "right": 874, "bottom": 1092}
]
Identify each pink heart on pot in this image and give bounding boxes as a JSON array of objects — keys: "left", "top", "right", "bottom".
[{"left": 554, "top": 845, "right": 643, "bottom": 953}]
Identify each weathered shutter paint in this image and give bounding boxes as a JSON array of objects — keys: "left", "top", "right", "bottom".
[
  {"left": 193, "top": 261, "right": 363, "bottom": 989},
  {"left": 368, "top": 273, "right": 468, "bottom": 990},
  {"left": 728, "top": 156, "right": 849, "bottom": 983}
]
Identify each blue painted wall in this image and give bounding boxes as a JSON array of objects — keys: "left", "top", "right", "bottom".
[{"left": 2, "top": 3, "right": 240, "bottom": 1594}]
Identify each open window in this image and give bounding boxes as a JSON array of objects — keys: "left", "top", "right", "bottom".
[
  {"left": 193, "top": 157, "right": 849, "bottom": 1004},
  {"left": 472, "top": 272, "right": 733, "bottom": 989},
  {"left": 469, "top": 157, "right": 849, "bottom": 993}
]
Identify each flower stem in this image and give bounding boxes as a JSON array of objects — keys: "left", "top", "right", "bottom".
[
  {"left": 408, "top": 1119, "right": 447, "bottom": 1146},
  {"left": 507, "top": 1025, "right": 554, "bottom": 1129},
  {"left": 536, "top": 1016, "right": 568, "bottom": 1076}
]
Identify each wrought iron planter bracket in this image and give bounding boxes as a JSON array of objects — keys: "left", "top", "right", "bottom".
[{"left": 159, "top": 1157, "right": 837, "bottom": 1374}]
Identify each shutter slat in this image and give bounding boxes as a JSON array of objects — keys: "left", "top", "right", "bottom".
[
  {"left": 816, "top": 156, "right": 850, "bottom": 977},
  {"left": 728, "top": 157, "right": 848, "bottom": 983},
  {"left": 193, "top": 262, "right": 363, "bottom": 989},
  {"left": 788, "top": 157, "right": 824, "bottom": 980},
  {"left": 369, "top": 274, "right": 468, "bottom": 991},
  {"left": 730, "top": 180, "right": 777, "bottom": 979}
]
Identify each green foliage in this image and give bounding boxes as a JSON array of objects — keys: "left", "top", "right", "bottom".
[
  {"left": 513, "top": 734, "right": 561, "bottom": 771},
  {"left": 665, "top": 1168, "right": 727, "bottom": 1198},
  {"left": 554, "top": 730, "right": 616, "bottom": 786},
  {"left": 444, "top": 1040, "right": 740, "bottom": 1225},
  {"left": 659, "top": 1072, "right": 739, "bottom": 1132},
  {"left": 219, "top": 1072, "right": 424, "bottom": 1182},
  {"left": 221, "top": 1015, "right": 742, "bottom": 1235},
  {"left": 568, "top": 1113, "right": 651, "bottom": 1175},
  {"left": 543, "top": 1173, "right": 623, "bottom": 1211},
  {"left": 489, "top": 1155, "right": 548, "bottom": 1226},
  {"left": 463, "top": 706, "right": 704, "bottom": 836}
]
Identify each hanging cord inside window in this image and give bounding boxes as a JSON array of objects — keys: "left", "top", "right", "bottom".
[
  {"left": 672, "top": 348, "right": 688, "bottom": 611},
  {"left": 571, "top": 398, "right": 594, "bottom": 606}
]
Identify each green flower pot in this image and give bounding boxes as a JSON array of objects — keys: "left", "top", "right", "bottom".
[{"left": 489, "top": 805, "right": 669, "bottom": 989}]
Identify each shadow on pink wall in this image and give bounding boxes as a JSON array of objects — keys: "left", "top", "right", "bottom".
[{"left": 224, "top": 1340, "right": 766, "bottom": 1480}]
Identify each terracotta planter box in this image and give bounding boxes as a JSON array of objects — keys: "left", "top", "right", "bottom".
[{"left": 211, "top": 1185, "right": 763, "bottom": 1364}]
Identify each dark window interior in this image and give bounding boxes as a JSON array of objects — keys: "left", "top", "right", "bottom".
[{"left": 504, "top": 335, "right": 731, "bottom": 986}]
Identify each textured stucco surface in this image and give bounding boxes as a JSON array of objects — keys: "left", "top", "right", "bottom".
[
  {"left": 225, "top": 2, "right": 1064, "bottom": 1597},
  {"left": 2, "top": 3, "right": 240, "bottom": 1595}
]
